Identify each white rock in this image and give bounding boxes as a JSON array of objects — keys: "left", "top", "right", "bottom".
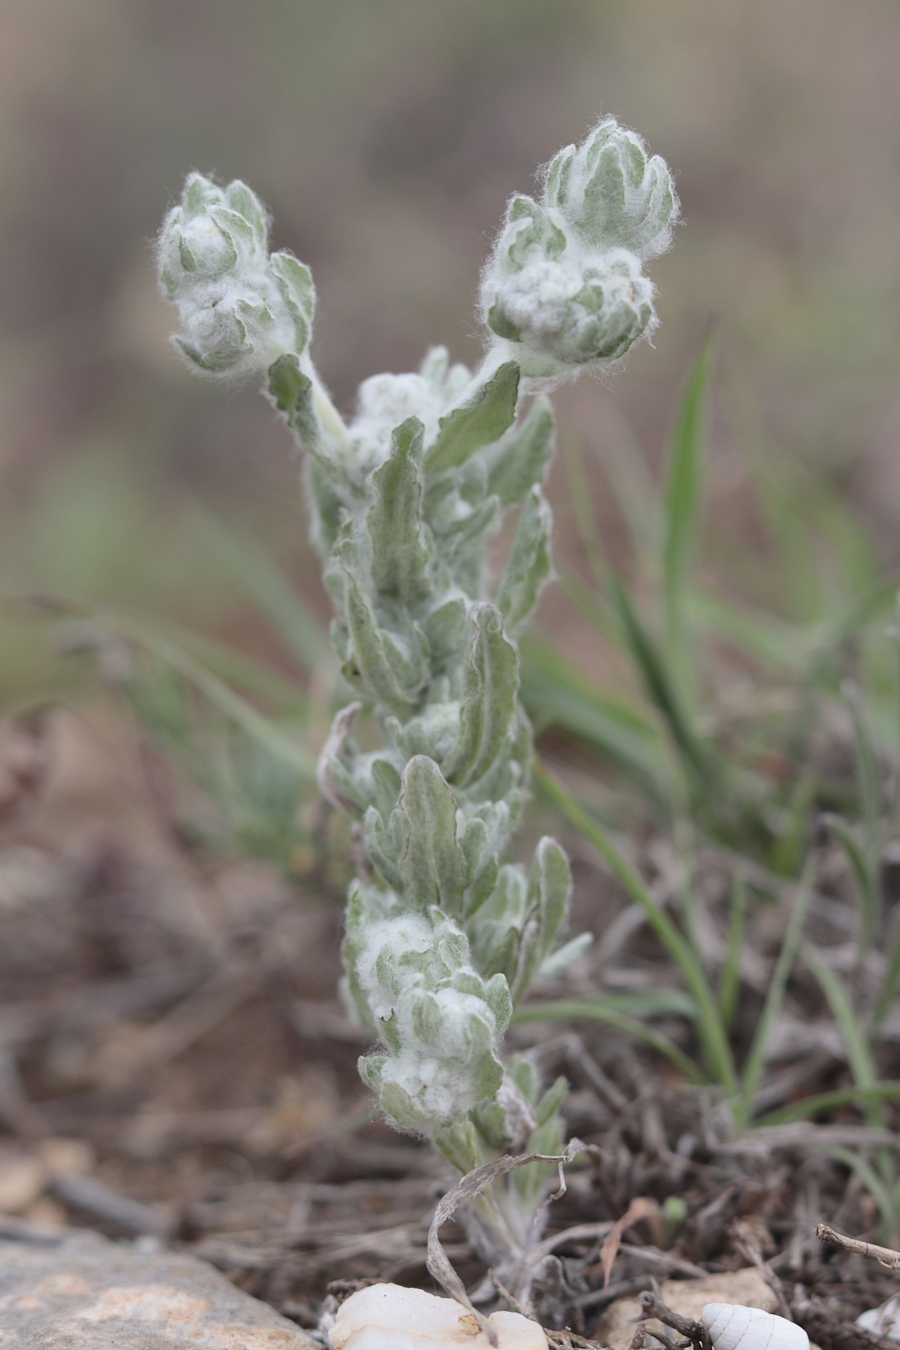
[
  {"left": 330, "top": 1283, "right": 547, "bottom": 1350},
  {"left": 858, "top": 1291, "right": 900, "bottom": 1339}
]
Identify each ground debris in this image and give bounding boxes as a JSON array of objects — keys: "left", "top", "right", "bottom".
[
  {"left": 1, "top": 710, "right": 900, "bottom": 1335},
  {"left": 595, "top": 1269, "right": 776, "bottom": 1350}
]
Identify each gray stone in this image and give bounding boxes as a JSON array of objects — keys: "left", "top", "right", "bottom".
[{"left": 0, "top": 1228, "right": 320, "bottom": 1349}]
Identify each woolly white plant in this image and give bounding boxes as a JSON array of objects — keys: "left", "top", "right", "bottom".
[{"left": 158, "top": 118, "right": 678, "bottom": 1289}]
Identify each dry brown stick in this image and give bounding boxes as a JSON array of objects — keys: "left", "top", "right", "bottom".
[
  {"left": 730, "top": 1219, "right": 792, "bottom": 1321},
  {"left": 637, "top": 1291, "right": 708, "bottom": 1350},
  {"left": 815, "top": 1222, "right": 900, "bottom": 1269},
  {"left": 426, "top": 1143, "right": 583, "bottom": 1346}
]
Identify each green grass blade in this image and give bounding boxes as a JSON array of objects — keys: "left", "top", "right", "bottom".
[
  {"left": 826, "top": 572, "right": 900, "bottom": 647},
  {"left": 513, "top": 997, "right": 706, "bottom": 1085},
  {"left": 534, "top": 763, "right": 736, "bottom": 1092},
  {"left": 128, "top": 613, "right": 309, "bottom": 711},
  {"left": 607, "top": 574, "right": 710, "bottom": 786},
  {"left": 556, "top": 562, "right": 618, "bottom": 642},
  {"left": 520, "top": 636, "right": 666, "bottom": 797},
  {"left": 561, "top": 431, "right": 611, "bottom": 596},
  {"left": 691, "top": 588, "right": 816, "bottom": 674},
  {"left": 584, "top": 403, "right": 661, "bottom": 562},
  {"left": 821, "top": 813, "right": 878, "bottom": 957},
  {"left": 828, "top": 1144, "right": 899, "bottom": 1245},
  {"left": 192, "top": 508, "right": 327, "bottom": 672},
  {"left": 517, "top": 988, "right": 698, "bottom": 1019},
  {"left": 719, "top": 875, "right": 748, "bottom": 1031},
  {"left": 843, "top": 685, "right": 882, "bottom": 955},
  {"left": 662, "top": 340, "right": 714, "bottom": 695},
  {"left": 734, "top": 865, "right": 813, "bottom": 1128},
  {"left": 93, "top": 608, "right": 317, "bottom": 782},
  {"left": 767, "top": 771, "right": 817, "bottom": 880},
  {"left": 873, "top": 916, "right": 900, "bottom": 1038},
  {"left": 803, "top": 941, "right": 885, "bottom": 1129},
  {"left": 754, "top": 1082, "right": 900, "bottom": 1128}
]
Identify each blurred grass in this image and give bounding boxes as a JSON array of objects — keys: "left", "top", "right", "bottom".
[
  {"left": 2, "top": 0, "right": 900, "bottom": 1161},
  {"left": 3, "top": 0, "right": 900, "bottom": 719}
]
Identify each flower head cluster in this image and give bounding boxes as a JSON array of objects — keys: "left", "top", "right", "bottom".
[
  {"left": 480, "top": 120, "right": 678, "bottom": 379},
  {"left": 158, "top": 173, "right": 314, "bottom": 375},
  {"left": 346, "top": 904, "right": 512, "bottom": 1135}
]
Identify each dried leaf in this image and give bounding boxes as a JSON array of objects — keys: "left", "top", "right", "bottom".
[
  {"left": 599, "top": 1196, "right": 658, "bottom": 1288},
  {"left": 426, "top": 1142, "right": 583, "bottom": 1345}
]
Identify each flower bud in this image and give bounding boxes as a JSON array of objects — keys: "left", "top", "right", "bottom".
[
  {"left": 483, "top": 246, "right": 656, "bottom": 376},
  {"left": 544, "top": 119, "right": 677, "bottom": 260},
  {"left": 493, "top": 196, "right": 567, "bottom": 274},
  {"left": 350, "top": 908, "right": 512, "bottom": 1135},
  {"left": 157, "top": 173, "right": 313, "bottom": 375}
]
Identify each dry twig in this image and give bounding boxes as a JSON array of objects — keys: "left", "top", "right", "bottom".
[{"left": 815, "top": 1222, "right": 900, "bottom": 1270}]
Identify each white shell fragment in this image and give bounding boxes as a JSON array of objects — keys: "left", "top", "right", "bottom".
[
  {"left": 330, "top": 1284, "right": 548, "bottom": 1350},
  {"left": 701, "top": 1304, "right": 809, "bottom": 1350},
  {"left": 857, "top": 1291, "right": 900, "bottom": 1339}
]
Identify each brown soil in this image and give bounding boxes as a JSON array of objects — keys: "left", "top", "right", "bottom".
[{"left": 0, "top": 706, "right": 898, "bottom": 1346}]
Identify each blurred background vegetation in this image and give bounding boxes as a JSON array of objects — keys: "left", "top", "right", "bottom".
[
  {"left": 3, "top": 0, "right": 900, "bottom": 1197},
  {"left": 1, "top": 0, "right": 899, "bottom": 710}
]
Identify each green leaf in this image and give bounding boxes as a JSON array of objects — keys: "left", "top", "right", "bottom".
[
  {"left": 514, "top": 995, "right": 706, "bottom": 1085},
  {"left": 174, "top": 335, "right": 236, "bottom": 374},
  {"left": 363, "top": 805, "right": 406, "bottom": 890},
  {"left": 662, "top": 339, "right": 714, "bottom": 695},
  {"left": 457, "top": 815, "right": 500, "bottom": 916},
  {"left": 433, "top": 1119, "right": 481, "bottom": 1174},
  {"left": 535, "top": 764, "right": 737, "bottom": 1093},
  {"left": 425, "top": 362, "right": 520, "bottom": 474},
  {"left": 377, "top": 1077, "right": 437, "bottom": 1135},
  {"left": 534, "top": 1075, "right": 568, "bottom": 1128},
  {"left": 269, "top": 251, "right": 315, "bottom": 353},
  {"left": 486, "top": 397, "right": 555, "bottom": 507},
  {"left": 537, "top": 933, "right": 592, "bottom": 978},
  {"left": 532, "top": 837, "right": 572, "bottom": 961},
  {"left": 438, "top": 496, "right": 500, "bottom": 559},
  {"left": 443, "top": 604, "right": 520, "bottom": 788},
  {"left": 209, "top": 205, "right": 256, "bottom": 253},
  {"left": 511, "top": 835, "right": 572, "bottom": 1003},
  {"left": 496, "top": 486, "right": 552, "bottom": 635},
  {"left": 341, "top": 570, "right": 421, "bottom": 716},
  {"left": 367, "top": 418, "right": 432, "bottom": 603},
  {"left": 466, "top": 864, "right": 527, "bottom": 982},
  {"left": 267, "top": 354, "right": 324, "bottom": 451},
  {"left": 423, "top": 596, "right": 467, "bottom": 670},
  {"left": 224, "top": 180, "right": 267, "bottom": 244},
  {"left": 399, "top": 756, "right": 466, "bottom": 917},
  {"left": 371, "top": 758, "right": 402, "bottom": 820}
]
